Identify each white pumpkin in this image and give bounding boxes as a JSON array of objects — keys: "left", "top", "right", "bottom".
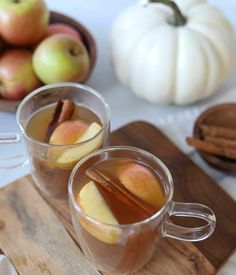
[{"left": 111, "top": 0, "right": 235, "bottom": 105}]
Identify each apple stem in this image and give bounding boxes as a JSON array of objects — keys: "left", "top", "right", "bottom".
[
  {"left": 68, "top": 48, "right": 78, "bottom": 57},
  {"left": 144, "top": 0, "right": 187, "bottom": 26}
]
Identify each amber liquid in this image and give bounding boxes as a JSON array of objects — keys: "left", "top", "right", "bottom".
[
  {"left": 27, "top": 104, "right": 101, "bottom": 142},
  {"left": 76, "top": 158, "right": 166, "bottom": 273},
  {"left": 26, "top": 103, "right": 102, "bottom": 198},
  {"left": 78, "top": 158, "right": 165, "bottom": 223}
]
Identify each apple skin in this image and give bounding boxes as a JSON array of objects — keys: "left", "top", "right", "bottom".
[
  {"left": 117, "top": 162, "right": 165, "bottom": 209},
  {"left": 33, "top": 34, "right": 90, "bottom": 84},
  {"left": 0, "top": 50, "right": 41, "bottom": 100},
  {"left": 45, "top": 23, "right": 81, "bottom": 41},
  {"left": 49, "top": 120, "right": 88, "bottom": 145},
  {"left": 56, "top": 122, "right": 102, "bottom": 169},
  {"left": 0, "top": 0, "right": 49, "bottom": 46}
]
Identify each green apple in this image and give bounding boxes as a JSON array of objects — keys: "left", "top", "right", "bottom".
[
  {"left": 0, "top": 0, "right": 49, "bottom": 46},
  {"left": 33, "top": 34, "right": 90, "bottom": 84},
  {"left": 78, "top": 181, "right": 121, "bottom": 244},
  {"left": 0, "top": 50, "right": 41, "bottom": 100}
]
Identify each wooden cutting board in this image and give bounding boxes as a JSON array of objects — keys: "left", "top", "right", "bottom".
[{"left": 0, "top": 121, "right": 235, "bottom": 275}]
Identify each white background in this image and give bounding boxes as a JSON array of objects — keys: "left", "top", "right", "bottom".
[{"left": 0, "top": 0, "right": 236, "bottom": 186}]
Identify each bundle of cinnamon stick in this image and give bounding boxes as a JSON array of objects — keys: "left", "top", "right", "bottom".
[{"left": 187, "top": 124, "right": 236, "bottom": 160}]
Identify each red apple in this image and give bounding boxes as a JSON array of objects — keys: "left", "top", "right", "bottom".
[
  {"left": 0, "top": 0, "right": 49, "bottom": 46},
  {"left": 0, "top": 50, "right": 41, "bottom": 100},
  {"left": 45, "top": 23, "right": 81, "bottom": 41},
  {"left": 33, "top": 34, "right": 90, "bottom": 84}
]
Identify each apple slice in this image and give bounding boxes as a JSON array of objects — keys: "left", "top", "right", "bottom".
[
  {"left": 117, "top": 162, "right": 165, "bottom": 209},
  {"left": 78, "top": 181, "right": 121, "bottom": 244},
  {"left": 75, "top": 122, "right": 102, "bottom": 143},
  {"left": 79, "top": 181, "right": 118, "bottom": 224},
  {"left": 49, "top": 120, "right": 88, "bottom": 145},
  {"left": 56, "top": 122, "right": 103, "bottom": 169}
]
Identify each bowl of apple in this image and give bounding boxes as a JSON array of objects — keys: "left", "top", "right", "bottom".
[{"left": 0, "top": 0, "right": 96, "bottom": 113}]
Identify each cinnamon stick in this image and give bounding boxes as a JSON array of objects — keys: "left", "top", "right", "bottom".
[
  {"left": 44, "top": 99, "right": 63, "bottom": 142},
  {"left": 44, "top": 99, "right": 75, "bottom": 142},
  {"left": 200, "top": 125, "right": 236, "bottom": 140},
  {"left": 87, "top": 171, "right": 150, "bottom": 220},
  {"left": 93, "top": 181, "right": 150, "bottom": 222},
  {"left": 58, "top": 100, "right": 75, "bottom": 123},
  {"left": 86, "top": 166, "right": 156, "bottom": 216},
  {"left": 186, "top": 137, "right": 236, "bottom": 160},
  {"left": 205, "top": 136, "right": 236, "bottom": 150}
]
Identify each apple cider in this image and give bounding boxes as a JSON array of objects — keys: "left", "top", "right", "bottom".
[
  {"left": 73, "top": 157, "right": 166, "bottom": 273},
  {"left": 26, "top": 99, "right": 104, "bottom": 198}
]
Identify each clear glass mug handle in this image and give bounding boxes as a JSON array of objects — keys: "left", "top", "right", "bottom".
[
  {"left": 163, "top": 201, "right": 216, "bottom": 241},
  {"left": 0, "top": 132, "right": 28, "bottom": 169}
]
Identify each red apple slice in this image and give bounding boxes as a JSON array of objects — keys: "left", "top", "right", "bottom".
[
  {"left": 117, "top": 162, "right": 165, "bottom": 209},
  {"left": 56, "top": 122, "right": 103, "bottom": 169},
  {"left": 49, "top": 120, "right": 88, "bottom": 145}
]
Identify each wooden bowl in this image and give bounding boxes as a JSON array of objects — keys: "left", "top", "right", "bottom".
[
  {"left": 194, "top": 103, "right": 236, "bottom": 174},
  {"left": 0, "top": 11, "right": 96, "bottom": 113}
]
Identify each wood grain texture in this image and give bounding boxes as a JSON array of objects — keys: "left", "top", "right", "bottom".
[
  {"left": 0, "top": 177, "right": 99, "bottom": 275},
  {"left": 110, "top": 121, "right": 236, "bottom": 269},
  {"left": 136, "top": 238, "right": 215, "bottom": 275},
  {"left": 32, "top": 177, "right": 215, "bottom": 275},
  {"left": 193, "top": 103, "right": 236, "bottom": 174},
  {"left": 0, "top": 121, "right": 235, "bottom": 275}
]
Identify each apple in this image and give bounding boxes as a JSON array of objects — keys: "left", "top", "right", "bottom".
[
  {"left": 49, "top": 119, "right": 88, "bottom": 145},
  {"left": 117, "top": 162, "right": 165, "bottom": 209},
  {"left": 0, "top": 50, "right": 41, "bottom": 100},
  {"left": 56, "top": 122, "right": 102, "bottom": 169},
  {"left": 45, "top": 23, "right": 81, "bottom": 41},
  {"left": 79, "top": 181, "right": 118, "bottom": 225},
  {"left": 0, "top": 0, "right": 49, "bottom": 46},
  {"left": 78, "top": 181, "right": 121, "bottom": 244},
  {"left": 33, "top": 34, "right": 90, "bottom": 84},
  {"left": 75, "top": 122, "right": 102, "bottom": 143}
]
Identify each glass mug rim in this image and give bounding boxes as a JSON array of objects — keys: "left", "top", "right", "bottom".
[
  {"left": 16, "top": 82, "right": 110, "bottom": 148},
  {"left": 68, "top": 145, "right": 174, "bottom": 229}
]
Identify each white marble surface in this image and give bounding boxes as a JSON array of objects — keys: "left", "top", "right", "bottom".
[{"left": 0, "top": 0, "right": 235, "bottom": 274}]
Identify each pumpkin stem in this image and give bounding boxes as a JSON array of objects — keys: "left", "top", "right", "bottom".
[{"left": 145, "top": 0, "right": 187, "bottom": 26}]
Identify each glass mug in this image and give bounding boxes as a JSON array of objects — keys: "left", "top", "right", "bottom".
[
  {"left": 0, "top": 83, "right": 110, "bottom": 199},
  {"left": 69, "top": 146, "right": 216, "bottom": 274}
]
